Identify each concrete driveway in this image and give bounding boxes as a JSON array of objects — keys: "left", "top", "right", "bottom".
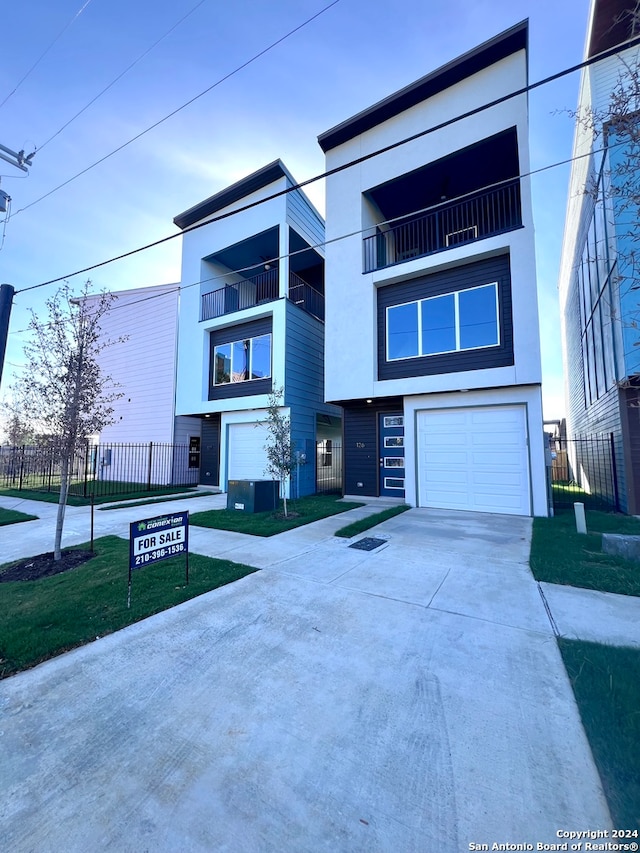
[{"left": 0, "top": 508, "right": 610, "bottom": 852}]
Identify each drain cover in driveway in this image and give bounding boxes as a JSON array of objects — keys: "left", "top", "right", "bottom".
[{"left": 349, "top": 537, "right": 387, "bottom": 551}]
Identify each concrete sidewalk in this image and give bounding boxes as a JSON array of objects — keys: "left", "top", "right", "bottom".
[
  {"left": 2, "top": 493, "right": 639, "bottom": 648},
  {"left": 0, "top": 506, "right": 614, "bottom": 851}
]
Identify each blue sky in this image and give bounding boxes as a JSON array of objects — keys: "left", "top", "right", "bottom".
[{"left": 0, "top": 0, "right": 590, "bottom": 420}]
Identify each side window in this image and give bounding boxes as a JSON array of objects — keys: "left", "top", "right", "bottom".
[
  {"left": 214, "top": 343, "right": 231, "bottom": 384},
  {"left": 458, "top": 285, "right": 499, "bottom": 349},
  {"left": 387, "top": 302, "right": 419, "bottom": 360}
]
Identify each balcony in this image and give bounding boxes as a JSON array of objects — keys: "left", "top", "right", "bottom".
[
  {"left": 201, "top": 267, "right": 279, "bottom": 320},
  {"left": 363, "top": 180, "right": 522, "bottom": 274},
  {"left": 288, "top": 271, "right": 324, "bottom": 321},
  {"left": 201, "top": 268, "right": 324, "bottom": 322}
]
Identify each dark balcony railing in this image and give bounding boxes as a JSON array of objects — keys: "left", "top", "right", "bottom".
[
  {"left": 201, "top": 267, "right": 279, "bottom": 320},
  {"left": 201, "top": 267, "right": 325, "bottom": 322},
  {"left": 288, "top": 272, "right": 324, "bottom": 321},
  {"left": 363, "top": 179, "right": 522, "bottom": 273}
]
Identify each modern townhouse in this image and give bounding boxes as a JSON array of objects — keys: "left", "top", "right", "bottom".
[
  {"left": 319, "top": 21, "right": 548, "bottom": 516},
  {"left": 173, "top": 160, "right": 340, "bottom": 497}
]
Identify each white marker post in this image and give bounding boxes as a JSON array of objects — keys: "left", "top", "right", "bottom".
[{"left": 574, "top": 502, "right": 587, "bottom": 534}]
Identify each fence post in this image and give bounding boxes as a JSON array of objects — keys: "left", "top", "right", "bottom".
[
  {"left": 147, "top": 442, "right": 153, "bottom": 491},
  {"left": 18, "top": 445, "right": 25, "bottom": 490},
  {"left": 83, "top": 441, "right": 90, "bottom": 498},
  {"left": 47, "top": 445, "right": 53, "bottom": 492},
  {"left": 610, "top": 432, "right": 620, "bottom": 512}
]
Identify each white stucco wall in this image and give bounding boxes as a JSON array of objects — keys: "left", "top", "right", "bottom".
[
  {"left": 322, "top": 49, "right": 541, "bottom": 403},
  {"left": 175, "top": 176, "right": 292, "bottom": 417}
]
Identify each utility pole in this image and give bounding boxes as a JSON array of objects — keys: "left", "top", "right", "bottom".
[
  {"left": 0, "top": 142, "right": 34, "bottom": 172},
  {"left": 0, "top": 140, "right": 35, "bottom": 385},
  {"left": 0, "top": 283, "right": 14, "bottom": 385}
]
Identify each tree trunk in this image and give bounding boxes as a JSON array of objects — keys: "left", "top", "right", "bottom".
[{"left": 54, "top": 454, "right": 70, "bottom": 561}]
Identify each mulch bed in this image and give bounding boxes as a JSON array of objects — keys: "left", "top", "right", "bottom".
[{"left": 0, "top": 550, "right": 95, "bottom": 583}]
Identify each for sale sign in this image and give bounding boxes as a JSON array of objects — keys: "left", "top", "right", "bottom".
[
  {"left": 129, "top": 511, "right": 189, "bottom": 569},
  {"left": 128, "top": 511, "right": 189, "bottom": 607}
]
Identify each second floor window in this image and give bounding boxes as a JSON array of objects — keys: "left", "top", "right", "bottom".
[
  {"left": 213, "top": 334, "right": 272, "bottom": 384},
  {"left": 386, "top": 282, "right": 499, "bottom": 361}
]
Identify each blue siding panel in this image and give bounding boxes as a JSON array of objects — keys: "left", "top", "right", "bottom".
[
  {"left": 609, "top": 134, "right": 640, "bottom": 377},
  {"left": 287, "top": 188, "right": 325, "bottom": 249},
  {"left": 564, "top": 228, "right": 628, "bottom": 511},
  {"left": 284, "top": 300, "right": 340, "bottom": 497}
]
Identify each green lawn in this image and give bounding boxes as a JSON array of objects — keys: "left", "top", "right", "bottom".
[
  {"left": 530, "top": 509, "right": 640, "bottom": 596},
  {"left": 559, "top": 640, "right": 640, "bottom": 830},
  {"left": 0, "top": 536, "right": 256, "bottom": 679},
  {"left": 0, "top": 482, "right": 200, "bottom": 507},
  {"left": 190, "top": 494, "right": 363, "bottom": 536},
  {"left": 334, "top": 504, "right": 410, "bottom": 538},
  {"left": 0, "top": 508, "right": 38, "bottom": 526},
  {"left": 551, "top": 482, "right": 616, "bottom": 510}
]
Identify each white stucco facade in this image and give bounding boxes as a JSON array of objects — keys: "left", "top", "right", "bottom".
[
  {"left": 319, "top": 22, "right": 548, "bottom": 515},
  {"left": 323, "top": 54, "right": 540, "bottom": 402}
]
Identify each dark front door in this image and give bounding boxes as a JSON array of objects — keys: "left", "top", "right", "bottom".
[
  {"left": 199, "top": 416, "right": 220, "bottom": 486},
  {"left": 378, "top": 413, "right": 405, "bottom": 497}
]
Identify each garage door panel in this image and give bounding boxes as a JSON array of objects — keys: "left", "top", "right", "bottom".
[
  {"left": 417, "top": 406, "right": 530, "bottom": 516},
  {"left": 473, "top": 471, "right": 523, "bottom": 487},
  {"left": 471, "top": 449, "right": 524, "bottom": 466},
  {"left": 228, "top": 422, "right": 270, "bottom": 482},
  {"left": 428, "top": 471, "right": 468, "bottom": 486},
  {"left": 474, "top": 492, "right": 525, "bottom": 512},
  {"left": 423, "top": 434, "right": 468, "bottom": 448}
]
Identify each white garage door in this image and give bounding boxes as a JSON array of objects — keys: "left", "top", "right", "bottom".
[
  {"left": 227, "top": 422, "right": 270, "bottom": 482},
  {"left": 417, "top": 406, "right": 530, "bottom": 515}
]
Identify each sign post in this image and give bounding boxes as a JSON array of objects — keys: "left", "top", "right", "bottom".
[{"left": 128, "top": 511, "right": 189, "bottom": 608}]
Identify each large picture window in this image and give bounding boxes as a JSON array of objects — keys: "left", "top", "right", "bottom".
[
  {"left": 213, "top": 334, "right": 271, "bottom": 385},
  {"left": 386, "top": 283, "right": 499, "bottom": 361}
]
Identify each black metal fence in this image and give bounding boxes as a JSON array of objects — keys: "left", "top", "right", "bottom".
[
  {"left": 201, "top": 269, "right": 325, "bottom": 323},
  {"left": 201, "top": 267, "right": 279, "bottom": 320},
  {"left": 0, "top": 442, "right": 199, "bottom": 498},
  {"left": 316, "top": 440, "right": 342, "bottom": 494},
  {"left": 549, "top": 433, "right": 619, "bottom": 511},
  {"left": 288, "top": 272, "right": 325, "bottom": 321}
]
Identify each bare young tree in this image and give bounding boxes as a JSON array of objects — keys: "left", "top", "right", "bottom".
[
  {"left": 262, "top": 387, "right": 300, "bottom": 518},
  {"left": 11, "top": 281, "right": 123, "bottom": 559}
]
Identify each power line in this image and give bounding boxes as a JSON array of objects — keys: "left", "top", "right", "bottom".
[
  {"left": 14, "top": 32, "right": 640, "bottom": 297},
  {"left": 9, "top": 140, "right": 617, "bottom": 337},
  {"left": 38, "top": 0, "right": 211, "bottom": 152},
  {"left": 0, "top": 0, "right": 94, "bottom": 110},
  {"left": 11, "top": 0, "right": 341, "bottom": 216}
]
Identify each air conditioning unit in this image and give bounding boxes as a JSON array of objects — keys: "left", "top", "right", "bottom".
[{"left": 445, "top": 224, "right": 478, "bottom": 246}]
